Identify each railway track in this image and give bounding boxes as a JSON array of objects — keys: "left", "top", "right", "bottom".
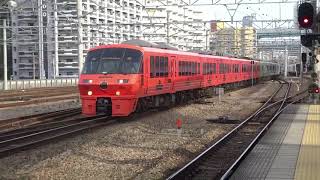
[
  {"left": 0, "top": 108, "right": 81, "bottom": 132},
  {"left": 0, "top": 87, "right": 78, "bottom": 108},
  {"left": 167, "top": 81, "right": 308, "bottom": 179},
  {"left": 0, "top": 115, "right": 116, "bottom": 158}
]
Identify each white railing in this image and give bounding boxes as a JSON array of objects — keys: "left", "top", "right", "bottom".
[{"left": 0, "top": 78, "right": 79, "bottom": 91}]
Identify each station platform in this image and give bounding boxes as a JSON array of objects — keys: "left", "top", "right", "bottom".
[{"left": 230, "top": 104, "right": 320, "bottom": 180}]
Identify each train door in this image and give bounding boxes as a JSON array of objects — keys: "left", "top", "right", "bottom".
[
  {"left": 204, "top": 58, "right": 212, "bottom": 87},
  {"left": 142, "top": 54, "right": 148, "bottom": 95},
  {"left": 169, "top": 56, "right": 176, "bottom": 92}
]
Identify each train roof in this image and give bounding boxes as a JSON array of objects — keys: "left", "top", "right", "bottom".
[{"left": 89, "top": 42, "right": 277, "bottom": 64}]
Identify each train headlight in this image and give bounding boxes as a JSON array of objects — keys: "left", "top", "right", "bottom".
[
  {"left": 83, "top": 79, "right": 93, "bottom": 84},
  {"left": 88, "top": 91, "right": 93, "bottom": 96},
  {"left": 115, "top": 91, "right": 120, "bottom": 96},
  {"left": 117, "top": 79, "right": 129, "bottom": 84}
]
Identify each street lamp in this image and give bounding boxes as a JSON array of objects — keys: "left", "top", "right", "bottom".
[
  {"left": 2, "top": 0, "right": 16, "bottom": 90},
  {"left": 7, "top": 0, "right": 17, "bottom": 8}
]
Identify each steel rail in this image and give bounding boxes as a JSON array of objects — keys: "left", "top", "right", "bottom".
[
  {"left": 167, "top": 81, "right": 286, "bottom": 179},
  {"left": 0, "top": 116, "right": 115, "bottom": 158},
  {"left": 0, "top": 114, "right": 106, "bottom": 140},
  {"left": 0, "top": 108, "right": 81, "bottom": 132},
  {"left": 167, "top": 82, "right": 293, "bottom": 179},
  {"left": 221, "top": 86, "right": 306, "bottom": 179}
]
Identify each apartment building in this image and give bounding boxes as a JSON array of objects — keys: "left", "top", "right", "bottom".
[
  {"left": 210, "top": 26, "right": 257, "bottom": 58},
  {"left": 11, "top": 0, "right": 143, "bottom": 79},
  {"left": 142, "top": 0, "right": 206, "bottom": 51}
]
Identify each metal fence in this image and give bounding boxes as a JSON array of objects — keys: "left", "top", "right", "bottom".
[{"left": 0, "top": 78, "right": 79, "bottom": 91}]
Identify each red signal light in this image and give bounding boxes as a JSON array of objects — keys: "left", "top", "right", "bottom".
[
  {"left": 315, "top": 88, "right": 319, "bottom": 94},
  {"left": 298, "top": 3, "right": 314, "bottom": 28}
]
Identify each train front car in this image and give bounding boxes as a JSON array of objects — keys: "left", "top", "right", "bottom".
[{"left": 78, "top": 45, "right": 143, "bottom": 116}]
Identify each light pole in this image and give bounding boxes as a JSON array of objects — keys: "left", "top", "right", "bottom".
[
  {"left": 77, "top": 0, "right": 84, "bottom": 76},
  {"left": 251, "top": 60, "right": 254, "bottom": 86},
  {"left": 2, "top": 0, "right": 17, "bottom": 90},
  {"left": 3, "top": 19, "right": 7, "bottom": 90}
]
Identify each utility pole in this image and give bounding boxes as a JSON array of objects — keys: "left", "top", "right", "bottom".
[
  {"left": 206, "top": 30, "right": 208, "bottom": 50},
  {"left": 251, "top": 61, "right": 254, "bottom": 86},
  {"left": 53, "top": 0, "right": 58, "bottom": 78},
  {"left": 77, "top": 0, "right": 84, "bottom": 76},
  {"left": 284, "top": 45, "right": 288, "bottom": 78},
  {"left": 3, "top": 19, "right": 7, "bottom": 90},
  {"left": 38, "top": 0, "right": 44, "bottom": 79},
  {"left": 300, "top": 45, "right": 303, "bottom": 82},
  {"left": 33, "top": 51, "right": 36, "bottom": 79}
]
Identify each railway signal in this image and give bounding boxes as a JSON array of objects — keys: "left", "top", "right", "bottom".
[
  {"left": 308, "top": 83, "right": 319, "bottom": 94},
  {"left": 298, "top": 2, "right": 314, "bottom": 28}
]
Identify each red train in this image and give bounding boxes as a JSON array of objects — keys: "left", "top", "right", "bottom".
[{"left": 78, "top": 43, "right": 280, "bottom": 116}]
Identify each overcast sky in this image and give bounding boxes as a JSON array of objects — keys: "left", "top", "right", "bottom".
[{"left": 197, "top": 2, "right": 297, "bottom": 22}]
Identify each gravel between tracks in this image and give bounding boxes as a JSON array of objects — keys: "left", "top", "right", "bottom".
[{"left": 0, "top": 81, "right": 281, "bottom": 179}]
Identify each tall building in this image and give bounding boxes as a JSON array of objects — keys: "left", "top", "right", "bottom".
[
  {"left": 210, "top": 26, "right": 257, "bottom": 58},
  {"left": 11, "top": 0, "right": 143, "bottom": 79},
  {"left": 142, "top": 0, "right": 206, "bottom": 51}
]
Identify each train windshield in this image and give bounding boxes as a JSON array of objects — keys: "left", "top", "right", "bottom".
[{"left": 82, "top": 48, "right": 143, "bottom": 74}]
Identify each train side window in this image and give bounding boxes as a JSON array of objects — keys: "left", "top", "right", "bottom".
[
  {"left": 195, "top": 63, "right": 197, "bottom": 75},
  {"left": 150, "top": 56, "right": 154, "bottom": 77},
  {"left": 205, "top": 63, "right": 208, "bottom": 75},
  {"left": 155, "top": 56, "right": 160, "bottom": 77},
  {"left": 139, "top": 60, "right": 143, "bottom": 73},
  {"left": 213, "top": 63, "right": 216, "bottom": 74},
  {"left": 191, "top": 62, "right": 195, "bottom": 75},
  {"left": 192, "top": 62, "right": 195, "bottom": 75},
  {"left": 182, "top": 61, "right": 185, "bottom": 76},
  {"left": 184, "top": 61, "right": 186, "bottom": 76},
  {"left": 164, "top": 57, "right": 168, "bottom": 76},
  {"left": 202, "top": 63, "right": 205, "bottom": 75},
  {"left": 187, "top": 61, "right": 190, "bottom": 76},
  {"left": 186, "top": 61, "right": 189, "bottom": 76},
  {"left": 181, "top": 61, "right": 184, "bottom": 76},
  {"left": 179, "top": 61, "right": 182, "bottom": 76},
  {"left": 159, "top": 57, "right": 165, "bottom": 76},
  {"left": 186, "top": 62, "right": 189, "bottom": 76},
  {"left": 189, "top": 61, "right": 192, "bottom": 76}
]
